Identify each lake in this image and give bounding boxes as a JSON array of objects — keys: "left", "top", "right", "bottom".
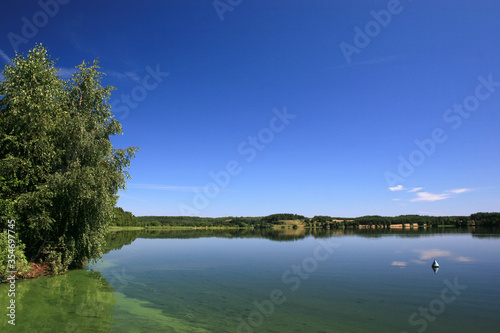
[{"left": 1, "top": 227, "right": 500, "bottom": 332}]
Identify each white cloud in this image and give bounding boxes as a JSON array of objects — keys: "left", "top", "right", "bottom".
[
  {"left": 389, "top": 185, "right": 405, "bottom": 191},
  {"left": 408, "top": 187, "right": 423, "bottom": 193},
  {"left": 447, "top": 188, "right": 469, "bottom": 194},
  {"left": 392, "top": 198, "right": 401, "bottom": 201},
  {"left": 410, "top": 192, "right": 450, "bottom": 202}
]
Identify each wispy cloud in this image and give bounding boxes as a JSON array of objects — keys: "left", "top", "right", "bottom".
[
  {"left": 353, "top": 55, "right": 403, "bottom": 66},
  {"left": 332, "top": 54, "right": 403, "bottom": 70},
  {"left": 409, "top": 188, "right": 471, "bottom": 202},
  {"left": 389, "top": 185, "right": 405, "bottom": 191},
  {"left": 118, "top": 194, "right": 149, "bottom": 203},
  {"left": 447, "top": 188, "right": 470, "bottom": 194},
  {"left": 417, "top": 211, "right": 442, "bottom": 216},
  {"left": 410, "top": 192, "right": 450, "bottom": 202},
  {"left": 109, "top": 70, "right": 141, "bottom": 83},
  {"left": 128, "top": 183, "right": 239, "bottom": 193},
  {"left": 129, "top": 184, "right": 205, "bottom": 192},
  {"left": 408, "top": 187, "right": 423, "bottom": 193}
]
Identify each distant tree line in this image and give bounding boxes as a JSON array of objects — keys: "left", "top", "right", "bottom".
[
  {"left": 136, "top": 214, "right": 304, "bottom": 228},
  {"left": 131, "top": 212, "right": 500, "bottom": 229},
  {"left": 471, "top": 212, "right": 500, "bottom": 226},
  {"left": 304, "top": 213, "right": 500, "bottom": 229},
  {"left": 136, "top": 216, "right": 261, "bottom": 228}
]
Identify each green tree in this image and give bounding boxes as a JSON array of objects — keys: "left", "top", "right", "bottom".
[
  {"left": 112, "top": 207, "right": 138, "bottom": 226},
  {"left": 0, "top": 45, "right": 138, "bottom": 271}
]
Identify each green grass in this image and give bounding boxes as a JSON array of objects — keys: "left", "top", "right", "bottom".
[{"left": 109, "top": 226, "right": 145, "bottom": 231}]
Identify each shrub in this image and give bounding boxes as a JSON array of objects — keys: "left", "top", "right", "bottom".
[
  {"left": 0, "top": 231, "right": 31, "bottom": 280},
  {"left": 45, "top": 250, "right": 66, "bottom": 275}
]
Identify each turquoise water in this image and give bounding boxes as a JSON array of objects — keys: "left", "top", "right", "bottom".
[{"left": 1, "top": 228, "right": 499, "bottom": 332}]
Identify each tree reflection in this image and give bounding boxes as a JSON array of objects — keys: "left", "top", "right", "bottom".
[{"left": 100, "top": 226, "right": 500, "bottom": 250}]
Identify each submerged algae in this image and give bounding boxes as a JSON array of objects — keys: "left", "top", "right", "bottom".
[{"left": 0, "top": 269, "right": 115, "bottom": 332}]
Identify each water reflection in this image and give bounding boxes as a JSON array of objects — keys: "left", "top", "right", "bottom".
[
  {"left": 103, "top": 227, "right": 499, "bottom": 251},
  {"left": 471, "top": 227, "right": 500, "bottom": 238}
]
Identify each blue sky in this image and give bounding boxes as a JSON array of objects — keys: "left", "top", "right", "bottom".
[{"left": 1, "top": 0, "right": 499, "bottom": 217}]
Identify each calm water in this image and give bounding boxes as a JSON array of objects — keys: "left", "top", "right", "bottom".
[{"left": 1, "top": 228, "right": 500, "bottom": 332}]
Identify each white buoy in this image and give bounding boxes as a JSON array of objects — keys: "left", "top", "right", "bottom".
[{"left": 432, "top": 259, "right": 439, "bottom": 268}]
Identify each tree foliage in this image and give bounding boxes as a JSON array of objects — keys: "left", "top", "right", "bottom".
[
  {"left": 0, "top": 45, "right": 138, "bottom": 270},
  {"left": 311, "top": 215, "right": 331, "bottom": 223},
  {"left": 261, "top": 213, "right": 305, "bottom": 224}
]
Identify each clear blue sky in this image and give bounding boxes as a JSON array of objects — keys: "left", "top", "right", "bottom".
[{"left": 1, "top": 1, "right": 499, "bottom": 217}]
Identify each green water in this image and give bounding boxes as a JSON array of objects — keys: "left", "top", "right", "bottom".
[{"left": 1, "top": 228, "right": 499, "bottom": 332}]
